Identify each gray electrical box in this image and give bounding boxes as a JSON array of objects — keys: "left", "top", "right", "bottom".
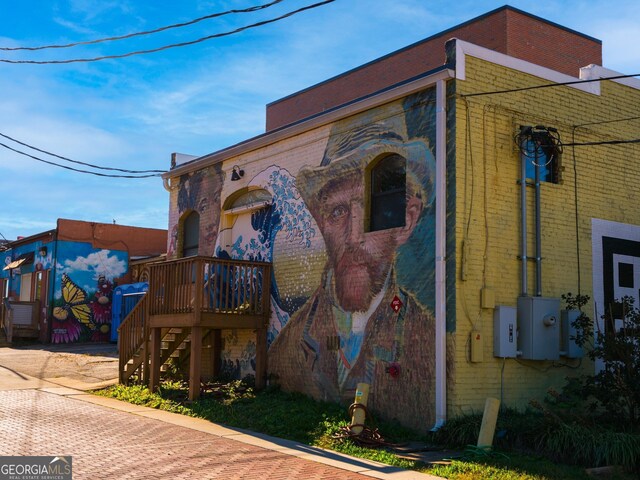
[
  {"left": 561, "top": 309, "right": 584, "bottom": 358},
  {"left": 517, "top": 296, "right": 560, "bottom": 360},
  {"left": 494, "top": 305, "right": 517, "bottom": 358}
]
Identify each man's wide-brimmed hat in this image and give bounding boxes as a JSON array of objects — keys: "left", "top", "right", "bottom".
[{"left": 296, "top": 109, "right": 435, "bottom": 219}]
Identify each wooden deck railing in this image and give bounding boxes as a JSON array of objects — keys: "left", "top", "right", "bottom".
[
  {"left": 148, "top": 256, "right": 272, "bottom": 319},
  {"left": 118, "top": 294, "right": 148, "bottom": 383},
  {"left": 119, "top": 256, "right": 271, "bottom": 386}
]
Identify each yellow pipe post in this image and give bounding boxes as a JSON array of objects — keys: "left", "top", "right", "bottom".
[
  {"left": 477, "top": 397, "right": 501, "bottom": 448},
  {"left": 350, "top": 383, "right": 370, "bottom": 435}
]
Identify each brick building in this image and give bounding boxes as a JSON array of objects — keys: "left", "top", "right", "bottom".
[
  {"left": 125, "top": 6, "right": 640, "bottom": 431},
  {"left": 0, "top": 219, "right": 166, "bottom": 344}
]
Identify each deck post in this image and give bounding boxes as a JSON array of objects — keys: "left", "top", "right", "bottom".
[
  {"left": 189, "top": 326, "right": 203, "bottom": 400},
  {"left": 212, "top": 329, "right": 222, "bottom": 377},
  {"left": 149, "top": 327, "right": 161, "bottom": 392},
  {"left": 255, "top": 327, "right": 267, "bottom": 390}
]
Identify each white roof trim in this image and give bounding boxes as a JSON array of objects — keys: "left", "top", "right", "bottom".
[
  {"left": 453, "top": 38, "right": 601, "bottom": 95},
  {"left": 580, "top": 64, "right": 640, "bottom": 90},
  {"left": 165, "top": 67, "right": 454, "bottom": 178}
]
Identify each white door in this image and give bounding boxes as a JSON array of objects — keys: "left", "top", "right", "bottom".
[{"left": 19, "top": 273, "right": 32, "bottom": 302}]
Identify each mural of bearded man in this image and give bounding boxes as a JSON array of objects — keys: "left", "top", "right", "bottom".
[{"left": 268, "top": 94, "right": 439, "bottom": 430}]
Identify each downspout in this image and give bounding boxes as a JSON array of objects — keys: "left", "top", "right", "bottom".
[
  {"left": 534, "top": 155, "right": 542, "bottom": 296},
  {"left": 431, "top": 78, "right": 447, "bottom": 430},
  {"left": 48, "top": 227, "right": 60, "bottom": 343}
]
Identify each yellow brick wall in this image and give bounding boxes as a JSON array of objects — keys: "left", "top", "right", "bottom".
[{"left": 450, "top": 54, "right": 640, "bottom": 415}]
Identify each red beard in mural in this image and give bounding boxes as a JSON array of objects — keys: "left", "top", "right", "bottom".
[{"left": 320, "top": 177, "right": 396, "bottom": 312}]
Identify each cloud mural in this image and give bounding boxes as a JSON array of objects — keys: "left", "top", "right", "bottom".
[
  {"left": 59, "top": 249, "right": 127, "bottom": 280},
  {"left": 52, "top": 242, "right": 128, "bottom": 344}
]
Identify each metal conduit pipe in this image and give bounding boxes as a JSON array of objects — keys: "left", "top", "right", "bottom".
[
  {"left": 520, "top": 133, "right": 528, "bottom": 297},
  {"left": 534, "top": 155, "right": 542, "bottom": 296}
]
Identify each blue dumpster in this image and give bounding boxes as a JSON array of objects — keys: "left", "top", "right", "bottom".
[{"left": 111, "top": 282, "right": 148, "bottom": 343}]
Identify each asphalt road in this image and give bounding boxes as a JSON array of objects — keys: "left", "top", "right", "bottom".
[{"left": 0, "top": 342, "right": 118, "bottom": 390}]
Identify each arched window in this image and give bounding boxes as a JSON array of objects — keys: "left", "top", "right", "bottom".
[
  {"left": 182, "top": 211, "right": 200, "bottom": 257},
  {"left": 227, "top": 189, "right": 272, "bottom": 211},
  {"left": 369, "top": 154, "right": 406, "bottom": 231}
]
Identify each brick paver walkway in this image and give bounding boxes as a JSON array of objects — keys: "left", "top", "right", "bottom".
[{"left": 0, "top": 389, "right": 373, "bottom": 479}]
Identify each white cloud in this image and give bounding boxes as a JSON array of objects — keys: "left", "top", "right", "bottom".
[
  {"left": 1, "top": 0, "right": 638, "bottom": 243},
  {"left": 51, "top": 17, "right": 98, "bottom": 36},
  {"left": 61, "top": 249, "right": 127, "bottom": 280}
]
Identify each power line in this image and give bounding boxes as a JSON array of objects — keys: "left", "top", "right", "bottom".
[
  {"left": 0, "top": 0, "right": 336, "bottom": 65},
  {"left": 564, "top": 138, "right": 640, "bottom": 147},
  {"left": 0, "top": 131, "right": 165, "bottom": 174},
  {"left": 0, "top": 0, "right": 284, "bottom": 52},
  {"left": 461, "top": 73, "right": 640, "bottom": 97},
  {"left": 574, "top": 115, "right": 640, "bottom": 128},
  {"left": 0, "top": 142, "right": 160, "bottom": 178}
]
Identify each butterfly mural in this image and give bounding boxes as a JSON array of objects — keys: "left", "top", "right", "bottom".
[{"left": 52, "top": 274, "right": 94, "bottom": 343}]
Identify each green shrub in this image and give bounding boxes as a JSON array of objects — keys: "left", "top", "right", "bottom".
[
  {"left": 562, "top": 293, "right": 640, "bottom": 432},
  {"left": 430, "top": 405, "right": 640, "bottom": 473}
]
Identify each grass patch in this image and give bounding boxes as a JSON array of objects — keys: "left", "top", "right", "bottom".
[
  {"left": 94, "top": 382, "right": 634, "bottom": 479},
  {"left": 427, "top": 453, "right": 599, "bottom": 480}
]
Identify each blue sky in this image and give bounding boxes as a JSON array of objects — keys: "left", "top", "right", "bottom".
[{"left": 0, "top": 0, "right": 638, "bottom": 241}]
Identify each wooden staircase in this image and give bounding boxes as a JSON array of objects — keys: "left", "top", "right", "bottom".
[
  {"left": 118, "top": 294, "right": 149, "bottom": 383},
  {"left": 118, "top": 298, "right": 193, "bottom": 384},
  {"left": 118, "top": 256, "right": 271, "bottom": 395}
]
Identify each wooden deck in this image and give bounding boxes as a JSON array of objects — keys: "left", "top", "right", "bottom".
[{"left": 119, "top": 256, "right": 271, "bottom": 399}]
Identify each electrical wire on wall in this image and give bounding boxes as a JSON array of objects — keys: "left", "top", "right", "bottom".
[
  {"left": 460, "top": 97, "right": 489, "bottom": 366},
  {"left": 571, "top": 127, "right": 581, "bottom": 294},
  {"left": 461, "top": 97, "right": 475, "bottom": 285},
  {"left": 481, "top": 104, "right": 496, "bottom": 294},
  {"left": 461, "top": 72, "right": 640, "bottom": 98},
  {"left": 456, "top": 90, "right": 640, "bottom": 399},
  {"left": 567, "top": 114, "right": 640, "bottom": 295}
]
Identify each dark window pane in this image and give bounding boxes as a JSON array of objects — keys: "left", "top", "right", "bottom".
[
  {"left": 183, "top": 211, "right": 200, "bottom": 257},
  {"left": 371, "top": 193, "right": 406, "bottom": 230},
  {"left": 372, "top": 155, "right": 406, "bottom": 193},
  {"left": 370, "top": 154, "right": 406, "bottom": 232},
  {"left": 230, "top": 189, "right": 272, "bottom": 209},
  {"left": 619, "top": 262, "right": 634, "bottom": 288}
]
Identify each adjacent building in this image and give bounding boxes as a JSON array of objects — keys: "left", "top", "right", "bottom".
[{"left": 0, "top": 219, "right": 166, "bottom": 344}]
